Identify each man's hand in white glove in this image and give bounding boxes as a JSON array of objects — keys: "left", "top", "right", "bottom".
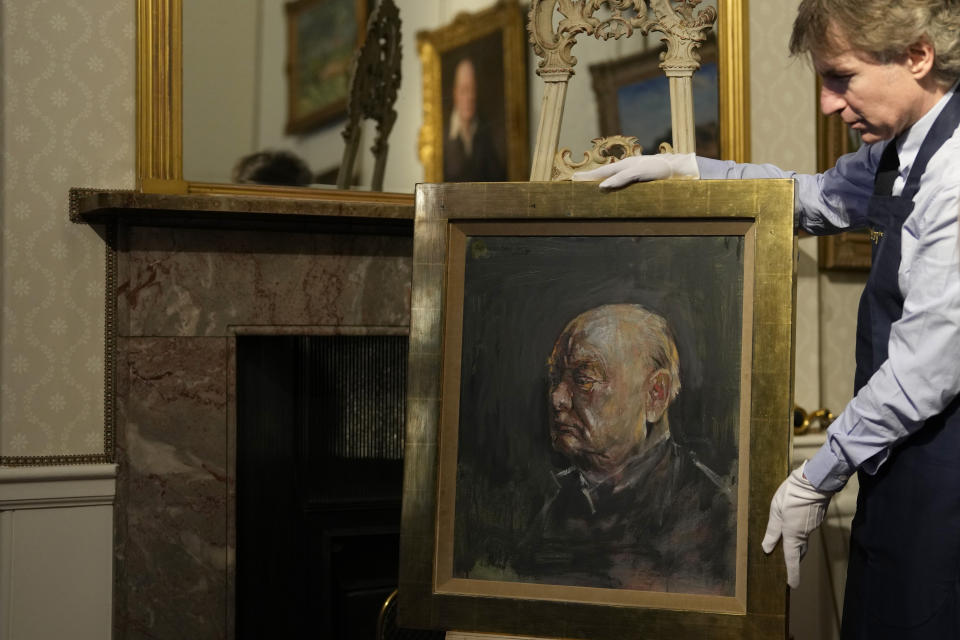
[
  {"left": 571, "top": 152, "right": 700, "bottom": 191},
  {"left": 762, "top": 461, "right": 835, "bottom": 589}
]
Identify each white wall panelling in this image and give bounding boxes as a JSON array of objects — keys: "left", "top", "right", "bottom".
[{"left": 0, "top": 464, "right": 117, "bottom": 640}]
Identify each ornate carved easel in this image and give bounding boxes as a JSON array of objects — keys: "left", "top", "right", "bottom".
[
  {"left": 337, "top": 0, "right": 402, "bottom": 191},
  {"left": 528, "top": 0, "right": 716, "bottom": 181}
]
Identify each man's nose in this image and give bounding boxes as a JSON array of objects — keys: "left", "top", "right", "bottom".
[
  {"left": 820, "top": 84, "right": 846, "bottom": 116},
  {"left": 551, "top": 381, "right": 572, "bottom": 410}
]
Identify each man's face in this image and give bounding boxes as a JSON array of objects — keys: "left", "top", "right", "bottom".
[
  {"left": 453, "top": 61, "right": 477, "bottom": 124},
  {"left": 812, "top": 33, "right": 930, "bottom": 144},
  {"left": 547, "top": 314, "right": 650, "bottom": 475}
]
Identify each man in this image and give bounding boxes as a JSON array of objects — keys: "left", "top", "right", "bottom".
[
  {"left": 516, "top": 304, "right": 735, "bottom": 594},
  {"left": 443, "top": 58, "right": 506, "bottom": 182},
  {"left": 574, "top": 1, "right": 960, "bottom": 636}
]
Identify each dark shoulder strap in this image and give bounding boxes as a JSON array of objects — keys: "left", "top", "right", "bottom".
[{"left": 902, "top": 88, "right": 960, "bottom": 200}]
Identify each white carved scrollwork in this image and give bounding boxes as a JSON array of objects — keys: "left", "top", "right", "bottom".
[
  {"left": 527, "top": 0, "right": 716, "bottom": 181},
  {"left": 552, "top": 135, "right": 644, "bottom": 180}
]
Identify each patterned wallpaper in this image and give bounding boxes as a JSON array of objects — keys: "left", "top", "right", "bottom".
[
  {"left": 748, "top": 0, "right": 824, "bottom": 412},
  {"left": 0, "top": 0, "right": 134, "bottom": 460}
]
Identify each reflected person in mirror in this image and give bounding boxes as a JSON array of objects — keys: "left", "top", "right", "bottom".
[
  {"left": 516, "top": 304, "right": 735, "bottom": 594},
  {"left": 574, "top": 1, "right": 960, "bottom": 636},
  {"left": 231, "top": 150, "right": 314, "bottom": 187}
]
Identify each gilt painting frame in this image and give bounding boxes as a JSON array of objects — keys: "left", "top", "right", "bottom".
[
  {"left": 416, "top": 2, "right": 529, "bottom": 182},
  {"left": 816, "top": 80, "right": 871, "bottom": 270},
  {"left": 399, "top": 180, "right": 796, "bottom": 639}
]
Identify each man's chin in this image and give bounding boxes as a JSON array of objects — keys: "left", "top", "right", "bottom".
[
  {"left": 856, "top": 129, "right": 889, "bottom": 145},
  {"left": 551, "top": 432, "right": 584, "bottom": 457}
]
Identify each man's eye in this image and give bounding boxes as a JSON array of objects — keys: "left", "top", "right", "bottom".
[
  {"left": 573, "top": 371, "right": 597, "bottom": 390},
  {"left": 824, "top": 73, "right": 852, "bottom": 87}
]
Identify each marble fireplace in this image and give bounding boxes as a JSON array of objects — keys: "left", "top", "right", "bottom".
[{"left": 73, "top": 191, "right": 415, "bottom": 639}]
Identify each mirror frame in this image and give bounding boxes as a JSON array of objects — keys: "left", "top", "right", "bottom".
[
  {"left": 136, "top": 0, "right": 749, "bottom": 200},
  {"left": 136, "top": 0, "right": 413, "bottom": 204},
  {"left": 717, "top": 0, "right": 751, "bottom": 163}
]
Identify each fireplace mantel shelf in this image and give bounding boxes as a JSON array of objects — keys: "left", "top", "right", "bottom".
[{"left": 69, "top": 187, "right": 415, "bottom": 232}]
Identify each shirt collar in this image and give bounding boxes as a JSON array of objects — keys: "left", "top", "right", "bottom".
[
  {"left": 892, "top": 78, "right": 960, "bottom": 192},
  {"left": 448, "top": 111, "right": 477, "bottom": 155}
]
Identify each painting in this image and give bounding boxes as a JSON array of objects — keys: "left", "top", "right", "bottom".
[
  {"left": 453, "top": 233, "right": 740, "bottom": 595},
  {"left": 591, "top": 37, "right": 720, "bottom": 158},
  {"left": 284, "top": 0, "right": 368, "bottom": 135},
  {"left": 416, "top": 2, "right": 529, "bottom": 182},
  {"left": 399, "top": 181, "right": 797, "bottom": 639},
  {"left": 816, "top": 78, "right": 871, "bottom": 270}
]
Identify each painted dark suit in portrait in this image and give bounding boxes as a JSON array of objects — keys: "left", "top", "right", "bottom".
[
  {"left": 442, "top": 50, "right": 507, "bottom": 182},
  {"left": 450, "top": 235, "right": 744, "bottom": 597}
]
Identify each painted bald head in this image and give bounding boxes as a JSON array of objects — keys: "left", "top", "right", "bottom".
[{"left": 547, "top": 304, "right": 681, "bottom": 475}]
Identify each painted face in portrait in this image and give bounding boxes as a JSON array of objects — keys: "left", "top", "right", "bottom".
[
  {"left": 453, "top": 58, "right": 478, "bottom": 126},
  {"left": 547, "top": 305, "right": 677, "bottom": 477}
]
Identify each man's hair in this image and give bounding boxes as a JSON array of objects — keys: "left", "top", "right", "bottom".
[
  {"left": 231, "top": 150, "right": 314, "bottom": 186},
  {"left": 790, "top": 0, "right": 960, "bottom": 87}
]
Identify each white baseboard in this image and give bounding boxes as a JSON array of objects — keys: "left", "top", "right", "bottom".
[{"left": 0, "top": 464, "right": 117, "bottom": 640}]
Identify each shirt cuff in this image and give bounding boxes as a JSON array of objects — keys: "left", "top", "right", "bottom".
[
  {"left": 695, "top": 157, "right": 735, "bottom": 179},
  {"left": 803, "top": 443, "right": 854, "bottom": 492}
]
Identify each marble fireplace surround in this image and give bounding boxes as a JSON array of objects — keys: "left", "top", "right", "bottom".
[{"left": 72, "top": 190, "right": 415, "bottom": 639}]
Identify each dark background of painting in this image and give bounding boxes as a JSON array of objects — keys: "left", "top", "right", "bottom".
[
  {"left": 452, "top": 234, "right": 745, "bottom": 581},
  {"left": 440, "top": 31, "right": 507, "bottom": 181}
]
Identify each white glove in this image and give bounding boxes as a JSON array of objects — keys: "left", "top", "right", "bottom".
[
  {"left": 761, "top": 461, "right": 835, "bottom": 589},
  {"left": 571, "top": 152, "right": 700, "bottom": 191}
]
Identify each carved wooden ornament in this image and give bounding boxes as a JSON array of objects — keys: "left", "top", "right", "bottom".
[{"left": 338, "top": 0, "right": 403, "bottom": 192}]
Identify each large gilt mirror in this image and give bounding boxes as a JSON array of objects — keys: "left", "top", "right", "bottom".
[{"left": 137, "top": 0, "right": 749, "bottom": 201}]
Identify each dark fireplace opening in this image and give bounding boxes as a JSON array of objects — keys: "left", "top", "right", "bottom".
[{"left": 236, "top": 334, "right": 409, "bottom": 639}]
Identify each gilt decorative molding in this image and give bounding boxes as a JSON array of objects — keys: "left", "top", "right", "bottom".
[
  {"left": 527, "top": 0, "right": 717, "bottom": 180},
  {"left": 136, "top": 0, "right": 186, "bottom": 193}
]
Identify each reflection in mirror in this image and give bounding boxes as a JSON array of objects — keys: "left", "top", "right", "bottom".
[
  {"left": 183, "top": 0, "right": 374, "bottom": 190},
  {"left": 148, "top": 0, "right": 747, "bottom": 197}
]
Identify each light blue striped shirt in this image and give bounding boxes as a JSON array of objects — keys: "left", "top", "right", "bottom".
[{"left": 697, "top": 87, "right": 960, "bottom": 492}]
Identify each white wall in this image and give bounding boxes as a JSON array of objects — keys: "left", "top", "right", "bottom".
[{"left": 182, "top": 0, "right": 260, "bottom": 183}]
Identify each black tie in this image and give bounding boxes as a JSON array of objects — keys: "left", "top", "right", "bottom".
[{"left": 873, "top": 138, "right": 900, "bottom": 196}]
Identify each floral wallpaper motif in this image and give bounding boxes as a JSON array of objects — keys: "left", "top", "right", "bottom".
[{"left": 1, "top": 0, "right": 134, "bottom": 460}]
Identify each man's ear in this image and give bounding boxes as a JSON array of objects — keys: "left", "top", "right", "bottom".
[
  {"left": 906, "top": 38, "right": 936, "bottom": 80},
  {"left": 644, "top": 369, "right": 672, "bottom": 424}
]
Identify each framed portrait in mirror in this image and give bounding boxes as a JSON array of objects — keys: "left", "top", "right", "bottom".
[
  {"left": 416, "top": 2, "right": 529, "bottom": 182},
  {"left": 590, "top": 36, "right": 720, "bottom": 159},
  {"left": 398, "top": 180, "right": 796, "bottom": 639},
  {"left": 284, "top": 0, "right": 368, "bottom": 135}
]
